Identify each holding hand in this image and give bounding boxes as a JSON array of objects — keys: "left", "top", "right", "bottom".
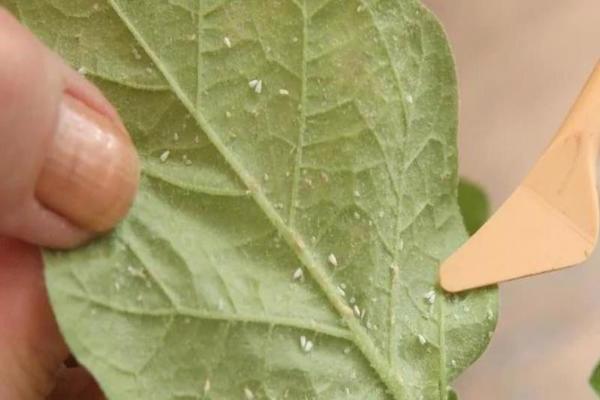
[{"left": 0, "top": 8, "right": 138, "bottom": 399}]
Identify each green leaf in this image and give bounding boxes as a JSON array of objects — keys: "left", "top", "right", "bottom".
[
  {"left": 592, "top": 363, "right": 600, "bottom": 396},
  {"left": 1, "top": 0, "right": 17, "bottom": 15},
  {"left": 7, "top": 1, "right": 497, "bottom": 399},
  {"left": 458, "top": 179, "right": 490, "bottom": 235}
]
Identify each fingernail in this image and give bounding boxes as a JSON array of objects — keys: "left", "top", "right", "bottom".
[{"left": 35, "top": 94, "right": 139, "bottom": 232}]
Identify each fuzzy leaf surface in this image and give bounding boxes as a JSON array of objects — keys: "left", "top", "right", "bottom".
[{"left": 5, "top": 1, "right": 497, "bottom": 399}]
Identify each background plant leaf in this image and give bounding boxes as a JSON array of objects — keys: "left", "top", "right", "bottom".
[
  {"left": 458, "top": 179, "right": 490, "bottom": 236},
  {"left": 5, "top": 1, "right": 497, "bottom": 399},
  {"left": 592, "top": 363, "right": 600, "bottom": 396}
]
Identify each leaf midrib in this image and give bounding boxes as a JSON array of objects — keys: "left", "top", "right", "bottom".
[
  {"left": 287, "top": 0, "right": 307, "bottom": 227},
  {"left": 106, "top": 1, "right": 407, "bottom": 398}
]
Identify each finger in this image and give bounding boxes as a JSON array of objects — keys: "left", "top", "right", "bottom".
[
  {"left": 47, "top": 367, "right": 105, "bottom": 400},
  {"left": 0, "top": 8, "right": 139, "bottom": 249},
  {"left": 0, "top": 238, "right": 68, "bottom": 400},
  {"left": 34, "top": 94, "right": 140, "bottom": 235}
]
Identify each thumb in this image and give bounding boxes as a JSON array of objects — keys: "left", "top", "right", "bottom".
[{"left": 0, "top": 8, "right": 139, "bottom": 248}]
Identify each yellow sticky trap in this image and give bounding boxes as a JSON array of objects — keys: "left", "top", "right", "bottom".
[{"left": 440, "top": 62, "right": 600, "bottom": 293}]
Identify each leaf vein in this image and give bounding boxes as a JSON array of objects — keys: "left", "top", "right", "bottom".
[{"left": 65, "top": 290, "right": 353, "bottom": 340}]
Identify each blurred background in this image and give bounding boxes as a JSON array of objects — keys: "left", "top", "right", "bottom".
[{"left": 422, "top": 1, "right": 600, "bottom": 398}]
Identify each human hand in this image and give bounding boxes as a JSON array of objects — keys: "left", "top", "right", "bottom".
[{"left": 0, "top": 9, "right": 139, "bottom": 399}]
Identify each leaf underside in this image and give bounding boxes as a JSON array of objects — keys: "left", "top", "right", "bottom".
[{"left": 6, "top": 1, "right": 497, "bottom": 399}]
